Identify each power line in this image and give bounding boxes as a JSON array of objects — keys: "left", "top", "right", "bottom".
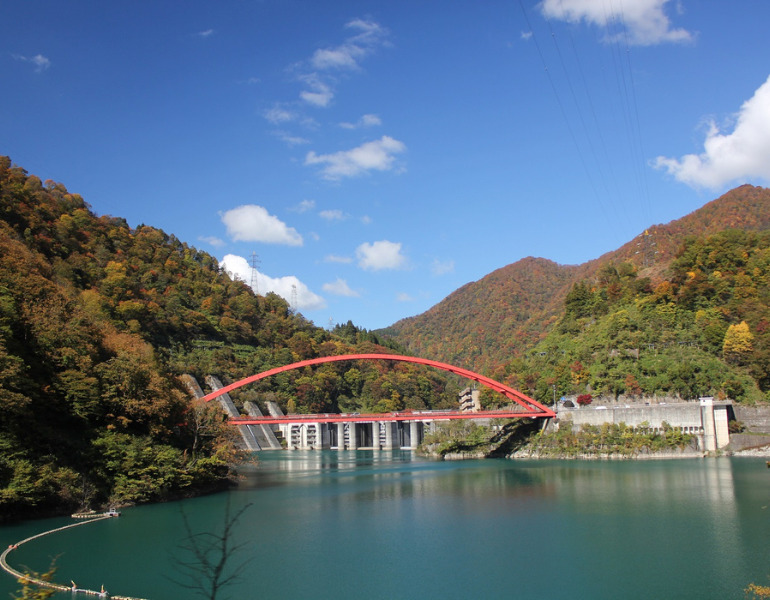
[
  {"left": 546, "top": 14, "right": 619, "bottom": 224},
  {"left": 599, "top": 0, "right": 653, "bottom": 226},
  {"left": 519, "top": 0, "right": 612, "bottom": 227},
  {"left": 519, "top": 0, "right": 654, "bottom": 237},
  {"left": 615, "top": 0, "right": 653, "bottom": 226}
]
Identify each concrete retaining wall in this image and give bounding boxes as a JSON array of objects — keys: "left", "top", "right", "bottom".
[
  {"left": 728, "top": 433, "right": 770, "bottom": 451},
  {"left": 732, "top": 406, "right": 770, "bottom": 434},
  {"left": 559, "top": 403, "right": 704, "bottom": 431},
  {"left": 558, "top": 399, "right": 732, "bottom": 451}
]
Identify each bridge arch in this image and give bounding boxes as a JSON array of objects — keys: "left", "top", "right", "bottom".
[{"left": 201, "top": 353, "right": 555, "bottom": 417}]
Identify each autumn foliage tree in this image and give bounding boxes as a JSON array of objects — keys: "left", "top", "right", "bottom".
[
  {"left": 722, "top": 321, "right": 754, "bottom": 364},
  {"left": 576, "top": 394, "right": 593, "bottom": 407}
]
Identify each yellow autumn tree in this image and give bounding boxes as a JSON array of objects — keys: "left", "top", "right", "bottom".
[{"left": 722, "top": 321, "right": 754, "bottom": 364}]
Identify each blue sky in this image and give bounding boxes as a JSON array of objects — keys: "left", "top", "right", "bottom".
[{"left": 2, "top": 1, "right": 770, "bottom": 331}]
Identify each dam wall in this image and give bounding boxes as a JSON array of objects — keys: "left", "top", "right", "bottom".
[{"left": 557, "top": 398, "right": 732, "bottom": 452}]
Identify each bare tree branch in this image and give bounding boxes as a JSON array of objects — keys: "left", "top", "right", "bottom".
[{"left": 168, "top": 498, "right": 254, "bottom": 600}]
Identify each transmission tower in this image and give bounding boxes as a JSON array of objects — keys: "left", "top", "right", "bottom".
[
  {"left": 290, "top": 284, "right": 298, "bottom": 313},
  {"left": 636, "top": 230, "right": 657, "bottom": 269},
  {"left": 249, "top": 252, "right": 260, "bottom": 295}
]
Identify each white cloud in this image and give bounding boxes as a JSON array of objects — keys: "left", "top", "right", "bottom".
[
  {"left": 356, "top": 240, "right": 406, "bottom": 271},
  {"left": 360, "top": 215, "right": 372, "bottom": 225},
  {"left": 322, "top": 278, "right": 360, "bottom": 297},
  {"left": 299, "top": 74, "right": 334, "bottom": 107},
  {"left": 346, "top": 18, "right": 388, "bottom": 45},
  {"left": 305, "top": 136, "right": 406, "bottom": 180},
  {"left": 431, "top": 258, "right": 455, "bottom": 276},
  {"left": 297, "top": 18, "right": 389, "bottom": 109},
  {"left": 320, "top": 209, "right": 346, "bottom": 221},
  {"left": 220, "top": 254, "right": 326, "bottom": 311},
  {"left": 340, "top": 114, "right": 382, "bottom": 129},
  {"left": 197, "top": 29, "right": 214, "bottom": 38},
  {"left": 264, "top": 106, "right": 296, "bottom": 124},
  {"left": 221, "top": 205, "right": 303, "bottom": 246},
  {"left": 324, "top": 254, "right": 353, "bottom": 264},
  {"left": 272, "top": 130, "right": 310, "bottom": 146},
  {"left": 539, "top": 0, "right": 693, "bottom": 46},
  {"left": 311, "top": 46, "right": 363, "bottom": 71},
  {"left": 293, "top": 199, "right": 316, "bottom": 213},
  {"left": 654, "top": 75, "right": 770, "bottom": 190},
  {"left": 310, "top": 18, "right": 388, "bottom": 71},
  {"left": 396, "top": 292, "right": 414, "bottom": 302},
  {"left": 198, "top": 235, "right": 225, "bottom": 248},
  {"left": 361, "top": 114, "right": 382, "bottom": 126},
  {"left": 14, "top": 53, "right": 51, "bottom": 72}
]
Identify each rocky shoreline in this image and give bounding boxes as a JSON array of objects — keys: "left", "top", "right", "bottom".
[{"left": 423, "top": 436, "right": 770, "bottom": 462}]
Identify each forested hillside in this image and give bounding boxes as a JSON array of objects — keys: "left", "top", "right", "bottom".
[
  {"left": 381, "top": 185, "right": 770, "bottom": 380},
  {"left": 496, "top": 229, "right": 770, "bottom": 407},
  {"left": 381, "top": 257, "right": 578, "bottom": 373},
  {"left": 3, "top": 155, "right": 767, "bottom": 520},
  {"left": 0, "top": 157, "right": 457, "bottom": 520}
]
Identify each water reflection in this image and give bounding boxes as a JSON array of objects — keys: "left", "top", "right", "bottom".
[
  {"left": 240, "top": 450, "right": 555, "bottom": 506},
  {"left": 1, "top": 454, "right": 768, "bottom": 600},
  {"left": 535, "top": 458, "right": 738, "bottom": 513}
]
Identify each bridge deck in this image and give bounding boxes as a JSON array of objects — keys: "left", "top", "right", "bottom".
[{"left": 231, "top": 409, "right": 551, "bottom": 425}]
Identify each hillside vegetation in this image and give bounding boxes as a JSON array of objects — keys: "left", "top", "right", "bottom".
[
  {"left": 0, "top": 157, "right": 457, "bottom": 520},
  {"left": 381, "top": 186, "right": 770, "bottom": 406},
  {"left": 3, "top": 154, "right": 768, "bottom": 518},
  {"left": 498, "top": 228, "right": 770, "bottom": 406}
]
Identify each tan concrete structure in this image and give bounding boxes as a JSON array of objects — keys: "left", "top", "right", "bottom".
[{"left": 558, "top": 397, "right": 732, "bottom": 452}]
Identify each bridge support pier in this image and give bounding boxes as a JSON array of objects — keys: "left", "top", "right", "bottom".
[
  {"left": 410, "top": 421, "right": 421, "bottom": 449},
  {"left": 349, "top": 423, "right": 358, "bottom": 450},
  {"left": 318, "top": 423, "right": 330, "bottom": 449},
  {"left": 384, "top": 421, "right": 394, "bottom": 450},
  {"left": 284, "top": 422, "right": 331, "bottom": 449},
  {"left": 372, "top": 422, "right": 381, "bottom": 450},
  {"left": 336, "top": 422, "right": 346, "bottom": 449}
]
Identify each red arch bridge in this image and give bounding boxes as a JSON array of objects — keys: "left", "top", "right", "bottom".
[{"left": 201, "top": 353, "right": 555, "bottom": 450}]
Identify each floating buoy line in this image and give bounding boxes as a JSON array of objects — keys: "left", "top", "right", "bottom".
[{"left": 1, "top": 510, "right": 148, "bottom": 599}]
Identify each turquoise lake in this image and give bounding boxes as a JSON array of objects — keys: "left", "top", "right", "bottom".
[{"left": 1, "top": 452, "right": 769, "bottom": 599}]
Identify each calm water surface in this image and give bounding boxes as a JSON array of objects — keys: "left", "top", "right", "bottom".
[{"left": 1, "top": 452, "right": 768, "bottom": 599}]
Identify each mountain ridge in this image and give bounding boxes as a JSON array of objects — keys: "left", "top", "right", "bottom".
[{"left": 380, "top": 185, "right": 770, "bottom": 373}]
